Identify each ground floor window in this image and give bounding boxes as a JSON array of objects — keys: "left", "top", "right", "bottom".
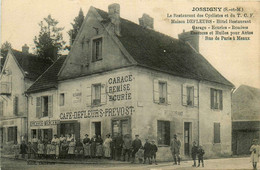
[
  {"left": 7, "top": 126, "right": 17, "bottom": 142},
  {"left": 157, "top": 120, "right": 170, "bottom": 145},
  {"left": 214, "top": 123, "right": 221, "bottom": 143},
  {"left": 59, "top": 121, "right": 80, "bottom": 140},
  {"left": 112, "top": 118, "right": 131, "bottom": 137}
]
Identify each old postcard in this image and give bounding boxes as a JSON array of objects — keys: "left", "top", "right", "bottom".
[{"left": 0, "top": 0, "right": 259, "bottom": 169}]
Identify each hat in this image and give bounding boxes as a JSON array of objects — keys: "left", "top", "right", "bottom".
[
  {"left": 151, "top": 139, "right": 155, "bottom": 142},
  {"left": 174, "top": 134, "right": 177, "bottom": 137},
  {"left": 85, "top": 134, "right": 89, "bottom": 136},
  {"left": 135, "top": 134, "right": 139, "bottom": 137}
]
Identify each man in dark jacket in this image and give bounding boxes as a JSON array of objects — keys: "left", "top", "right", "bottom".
[
  {"left": 170, "top": 134, "right": 181, "bottom": 165},
  {"left": 150, "top": 140, "right": 158, "bottom": 165},
  {"left": 114, "top": 133, "right": 124, "bottom": 160},
  {"left": 131, "top": 134, "right": 142, "bottom": 163},
  {"left": 143, "top": 138, "right": 152, "bottom": 164},
  {"left": 191, "top": 141, "right": 198, "bottom": 167}
]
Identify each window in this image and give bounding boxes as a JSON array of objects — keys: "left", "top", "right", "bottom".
[
  {"left": 92, "top": 84, "right": 101, "bottom": 105},
  {"left": 210, "top": 88, "right": 223, "bottom": 110},
  {"left": 92, "top": 38, "right": 102, "bottom": 61},
  {"left": 60, "top": 93, "right": 65, "bottom": 106},
  {"left": 0, "top": 101, "right": 3, "bottom": 116},
  {"left": 13, "top": 96, "right": 18, "bottom": 116},
  {"left": 214, "top": 123, "right": 221, "bottom": 143},
  {"left": 157, "top": 120, "right": 170, "bottom": 145},
  {"left": 36, "top": 95, "right": 53, "bottom": 118},
  {"left": 159, "top": 82, "right": 167, "bottom": 104},
  {"left": 186, "top": 86, "right": 194, "bottom": 106},
  {"left": 7, "top": 126, "right": 17, "bottom": 142}
]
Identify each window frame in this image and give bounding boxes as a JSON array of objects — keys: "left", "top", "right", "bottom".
[
  {"left": 210, "top": 88, "right": 223, "bottom": 110},
  {"left": 158, "top": 81, "right": 167, "bottom": 104},
  {"left": 186, "top": 86, "right": 194, "bottom": 107},
  {"left": 157, "top": 120, "right": 170, "bottom": 146},
  {"left": 92, "top": 37, "right": 103, "bottom": 62},
  {"left": 92, "top": 83, "right": 101, "bottom": 106},
  {"left": 59, "top": 93, "right": 65, "bottom": 106},
  {"left": 42, "top": 96, "right": 49, "bottom": 117}
]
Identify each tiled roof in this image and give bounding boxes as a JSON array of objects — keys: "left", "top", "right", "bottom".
[
  {"left": 95, "top": 8, "right": 234, "bottom": 87},
  {"left": 26, "top": 56, "right": 67, "bottom": 93},
  {"left": 11, "top": 49, "right": 53, "bottom": 80},
  {"left": 232, "top": 85, "right": 260, "bottom": 121}
]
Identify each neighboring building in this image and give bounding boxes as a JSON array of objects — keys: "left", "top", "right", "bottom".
[
  {"left": 232, "top": 85, "right": 260, "bottom": 155},
  {"left": 26, "top": 4, "right": 234, "bottom": 160},
  {"left": 0, "top": 46, "right": 52, "bottom": 146}
]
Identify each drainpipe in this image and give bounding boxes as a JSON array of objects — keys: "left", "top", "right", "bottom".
[
  {"left": 25, "top": 93, "right": 29, "bottom": 143},
  {"left": 198, "top": 80, "right": 201, "bottom": 146}
]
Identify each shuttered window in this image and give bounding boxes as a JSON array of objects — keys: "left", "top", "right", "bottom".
[
  {"left": 13, "top": 96, "right": 18, "bottom": 116},
  {"left": 60, "top": 93, "right": 65, "bottom": 106},
  {"left": 92, "top": 84, "right": 101, "bottom": 105},
  {"left": 36, "top": 95, "right": 53, "bottom": 118},
  {"left": 157, "top": 120, "right": 170, "bottom": 145},
  {"left": 214, "top": 123, "right": 221, "bottom": 143},
  {"left": 0, "top": 101, "right": 3, "bottom": 116},
  {"left": 92, "top": 38, "right": 102, "bottom": 61},
  {"left": 90, "top": 83, "right": 106, "bottom": 106},
  {"left": 7, "top": 126, "right": 17, "bottom": 142},
  {"left": 210, "top": 88, "right": 223, "bottom": 110},
  {"left": 182, "top": 84, "right": 198, "bottom": 107},
  {"left": 154, "top": 79, "right": 170, "bottom": 104}
]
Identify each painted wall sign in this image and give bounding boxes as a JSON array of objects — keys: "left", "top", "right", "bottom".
[
  {"left": 30, "top": 120, "right": 60, "bottom": 127},
  {"left": 72, "top": 92, "right": 82, "bottom": 103},
  {"left": 165, "top": 110, "right": 183, "bottom": 116},
  {"left": 107, "top": 75, "right": 133, "bottom": 101},
  {"left": 60, "top": 106, "right": 135, "bottom": 120}
]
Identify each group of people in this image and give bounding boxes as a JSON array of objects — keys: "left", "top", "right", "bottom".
[{"left": 191, "top": 141, "right": 205, "bottom": 167}]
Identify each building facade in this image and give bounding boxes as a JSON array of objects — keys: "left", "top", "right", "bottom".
[
  {"left": 0, "top": 47, "right": 52, "bottom": 147},
  {"left": 26, "top": 4, "right": 234, "bottom": 160}
]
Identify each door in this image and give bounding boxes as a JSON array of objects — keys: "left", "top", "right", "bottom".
[
  {"left": 184, "top": 122, "right": 191, "bottom": 156},
  {"left": 112, "top": 119, "right": 130, "bottom": 137},
  {"left": 91, "top": 122, "right": 101, "bottom": 136}
]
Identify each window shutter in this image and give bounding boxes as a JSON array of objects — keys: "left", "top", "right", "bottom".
[
  {"left": 0, "top": 101, "right": 3, "bottom": 116},
  {"left": 167, "top": 83, "right": 171, "bottom": 104},
  {"left": 182, "top": 84, "right": 187, "bottom": 106},
  {"left": 153, "top": 79, "right": 159, "bottom": 103},
  {"left": 210, "top": 89, "right": 214, "bottom": 109},
  {"left": 194, "top": 86, "right": 198, "bottom": 107},
  {"left": 74, "top": 121, "right": 81, "bottom": 141},
  {"left": 101, "top": 83, "right": 107, "bottom": 105},
  {"left": 48, "top": 95, "right": 53, "bottom": 117},
  {"left": 57, "top": 124, "right": 61, "bottom": 137},
  {"left": 13, "top": 96, "right": 18, "bottom": 116},
  {"left": 36, "top": 97, "right": 42, "bottom": 118},
  {"left": 219, "top": 90, "right": 223, "bottom": 110},
  {"left": 86, "top": 86, "right": 92, "bottom": 106},
  {"left": 214, "top": 123, "right": 221, "bottom": 143}
]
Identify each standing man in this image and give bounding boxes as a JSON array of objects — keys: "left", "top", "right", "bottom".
[
  {"left": 114, "top": 133, "right": 124, "bottom": 161},
  {"left": 170, "top": 134, "right": 181, "bottom": 165},
  {"left": 131, "top": 134, "right": 142, "bottom": 163}
]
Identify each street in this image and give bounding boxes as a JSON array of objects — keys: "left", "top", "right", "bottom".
[{"left": 0, "top": 157, "right": 256, "bottom": 170}]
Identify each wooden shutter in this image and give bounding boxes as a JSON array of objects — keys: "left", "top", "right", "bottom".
[
  {"left": 153, "top": 79, "right": 159, "bottom": 103},
  {"left": 36, "top": 97, "right": 42, "bottom": 118},
  {"left": 219, "top": 90, "right": 223, "bottom": 110},
  {"left": 182, "top": 84, "right": 187, "bottom": 106},
  {"left": 210, "top": 89, "right": 214, "bottom": 109},
  {"left": 100, "top": 83, "right": 107, "bottom": 105},
  {"left": 194, "top": 86, "right": 198, "bottom": 107},
  {"left": 214, "top": 123, "right": 221, "bottom": 143},
  {"left": 13, "top": 96, "right": 18, "bottom": 116},
  {"left": 48, "top": 95, "right": 53, "bottom": 117},
  {"left": 57, "top": 124, "right": 61, "bottom": 137},
  {"left": 86, "top": 86, "right": 92, "bottom": 106},
  {"left": 167, "top": 83, "right": 171, "bottom": 105},
  {"left": 165, "top": 121, "right": 170, "bottom": 145},
  {"left": 74, "top": 121, "right": 80, "bottom": 140},
  {"left": 0, "top": 101, "right": 3, "bottom": 116}
]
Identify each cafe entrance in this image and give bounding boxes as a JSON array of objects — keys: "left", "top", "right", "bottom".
[
  {"left": 58, "top": 121, "right": 80, "bottom": 140},
  {"left": 112, "top": 117, "right": 131, "bottom": 137}
]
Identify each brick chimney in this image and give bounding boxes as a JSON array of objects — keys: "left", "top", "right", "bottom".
[
  {"left": 22, "top": 44, "right": 29, "bottom": 54},
  {"left": 178, "top": 30, "right": 199, "bottom": 53},
  {"left": 108, "top": 3, "right": 120, "bottom": 36},
  {"left": 139, "top": 14, "right": 154, "bottom": 29}
]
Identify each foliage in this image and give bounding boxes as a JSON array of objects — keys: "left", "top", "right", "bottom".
[
  {"left": 67, "top": 8, "right": 84, "bottom": 48},
  {"left": 34, "top": 15, "right": 65, "bottom": 61},
  {"left": 1, "top": 41, "right": 12, "bottom": 51}
]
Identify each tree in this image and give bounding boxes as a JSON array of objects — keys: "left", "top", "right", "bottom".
[
  {"left": 0, "top": 41, "right": 12, "bottom": 72},
  {"left": 34, "top": 15, "right": 65, "bottom": 61},
  {"left": 67, "top": 8, "right": 84, "bottom": 47},
  {"left": 1, "top": 41, "right": 12, "bottom": 51}
]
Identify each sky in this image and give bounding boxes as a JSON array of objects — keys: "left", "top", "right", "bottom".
[{"left": 1, "top": 0, "right": 259, "bottom": 89}]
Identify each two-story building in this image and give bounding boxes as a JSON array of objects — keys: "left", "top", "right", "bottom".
[
  {"left": 0, "top": 46, "right": 52, "bottom": 146},
  {"left": 26, "top": 4, "right": 234, "bottom": 160}
]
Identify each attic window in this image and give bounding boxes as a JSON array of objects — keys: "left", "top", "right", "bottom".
[{"left": 92, "top": 38, "right": 102, "bottom": 62}]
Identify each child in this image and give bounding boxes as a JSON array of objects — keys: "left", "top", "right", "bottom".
[
  {"left": 150, "top": 140, "right": 158, "bottom": 165},
  {"left": 13, "top": 141, "right": 20, "bottom": 159},
  {"left": 50, "top": 141, "right": 56, "bottom": 159},
  {"left": 135, "top": 147, "right": 144, "bottom": 163},
  {"left": 37, "top": 140, "right": 44, "bottom": 159},
  {"left": 46, "top": 141, "right": 52, "bottom": 159},
  {"left": 68, "top": 138, "right": 76, "bottom": 159},
  {"left": 191, "top": 141, "right": 198, "bottom": 167},
  {"left": 143, "top": 139, "right": 151, "bottom": 164},
  {"left": 197, "top": 145, "right": 205, "bottom": 167},
  {"left": 250, "top": 139, "right": 259, "bottom": 170}
]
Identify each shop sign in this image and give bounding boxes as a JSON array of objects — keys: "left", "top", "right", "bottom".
[
  {"left": 165, "top": 110, "right": 183, "bottom": 116},
  {"left": 2, "top": 120, "right": 14, "bottom": 126},
  {"left": 60, "top": 106, "right": 135, "bottom": 120},
  {"left": 30, "top": 120, "right": 60, "bottom": 127},
  {"left": 107, "top": 75, "right": 133, "bottom": 102}
]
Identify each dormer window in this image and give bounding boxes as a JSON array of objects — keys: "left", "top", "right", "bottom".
[{"left": 92, "top": 38, "right": 102, "bottom": 62}]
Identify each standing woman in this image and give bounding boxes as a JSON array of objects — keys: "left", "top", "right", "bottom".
[
  {"left": 96, "top": 135, "right": 103, "bottom": 158},
  {"left": 103, "top": 134, "right": 112, "bottom": 159},
  {"left": 51, "top": 135, "right": 60, "bottom": 159},
  {"left": 83, "top": 134, "right": 91, "bottom": 158},
  {"left": 250, "top": 139, "right": 260, "bottom": 170},
  {"left": 32, "top": 134, "right": 38, "bottom": 158},
  {"left": 90, "top": 135, "right": 97, "bottom": 158}
]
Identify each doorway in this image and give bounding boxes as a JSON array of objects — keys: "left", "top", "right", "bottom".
[
  {"left": 112, "top": 119, "right": 131, "bottom": 138},
  {"left": 92, "top": 122, "right": 101, "bottom": 136},
  {"left": 184, "top": 122, "right": 192, "bottom": 156}
]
